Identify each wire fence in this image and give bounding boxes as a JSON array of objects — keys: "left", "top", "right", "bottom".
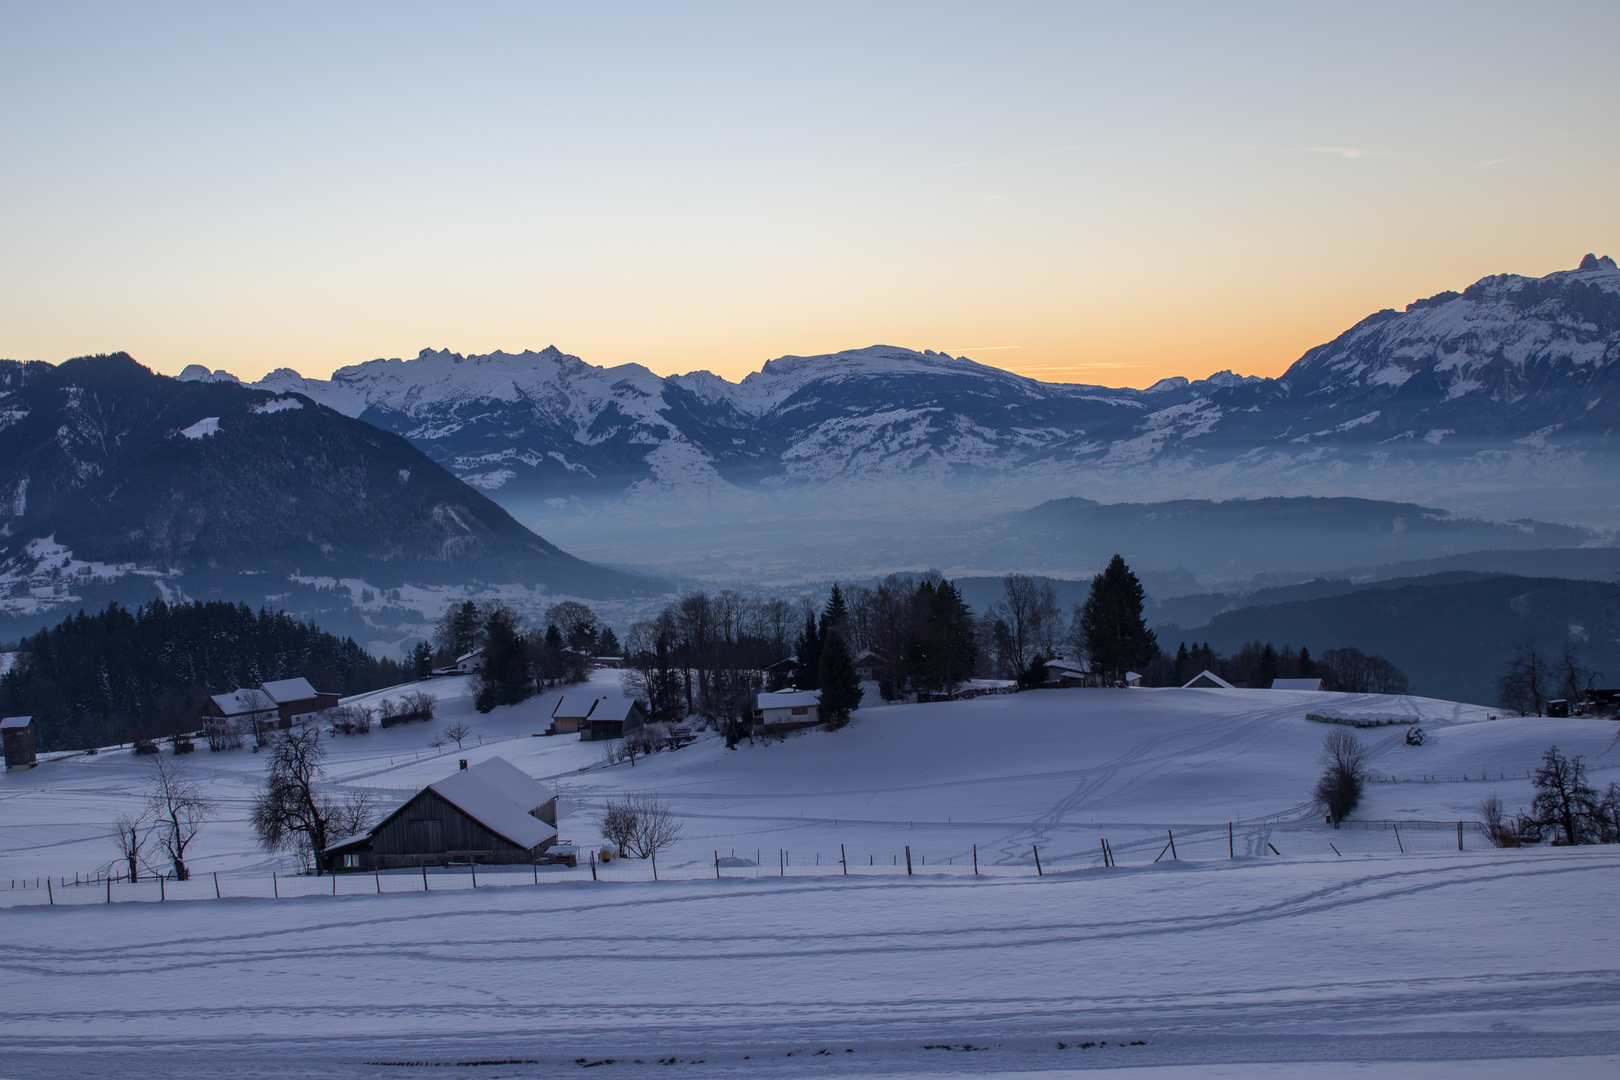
[{"left": 1, "top": 818, "right": 1497, "bottom": 909}]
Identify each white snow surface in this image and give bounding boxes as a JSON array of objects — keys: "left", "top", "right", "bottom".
[
  {"left": 176, "top": 416, "right": 219, "bottom": 439},
  {"left": 2, "top": 673, "right": 1618, "bottom": 1076}
]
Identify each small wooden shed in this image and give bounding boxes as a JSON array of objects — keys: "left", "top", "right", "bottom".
[
  {"left": 324, "top": 756, "right": 557, "bottom": 872},
  {"left": 2, "top": 716, "right": 37, "bottom": 769},
  {"left": 550, "top": 694, "right": 600, "bottom": 735}
]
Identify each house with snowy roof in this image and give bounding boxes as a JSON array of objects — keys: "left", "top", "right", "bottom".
[
  {"left": 199, "top": 676, "right": 340, "bottom": 731},
  {"left": 324, "top": 756, "right": 558, "bottom": 872},
  {"left": 1271, "top": 677, "right": 1323, "bottom": 691},
  {"left": 549, "top": 694, "right": 600, "bottom": 735},
  {"left": 754, "top": 688, "right": 821, "bottom": 734}
]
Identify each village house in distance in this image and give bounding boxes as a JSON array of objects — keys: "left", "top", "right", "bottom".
[
  {"left": 2, "top": 715, "right": 37, "bottom": 770},
  {"left": 325, "top": 756, "right": 559, "bottom": 872},
  {"left": 199, "top": 677, "right": 340, "bottom": 731}
]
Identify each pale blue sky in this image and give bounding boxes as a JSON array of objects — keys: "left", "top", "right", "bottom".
[{"left": 1, "top": 2, "right": 1615, "bottom": 386}]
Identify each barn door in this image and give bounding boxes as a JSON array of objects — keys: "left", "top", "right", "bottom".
[{"left": 409, "top": 819, "right": 444, "bottom": 852}]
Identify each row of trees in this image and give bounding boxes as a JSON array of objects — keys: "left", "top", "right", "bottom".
[
  {"left": 0, "top": 600, "right": 408, "bottom": 751},
  {"left": 425, "top": 600, "right": 615, "bottom": 714},
  {"left": 1496, "top": 639, "right": 1600, "bottom": 716}
]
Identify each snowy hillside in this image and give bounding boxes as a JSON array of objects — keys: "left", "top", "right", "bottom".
[{"left": 3, "top": 674, "right": 1618, "bottom": 1077}]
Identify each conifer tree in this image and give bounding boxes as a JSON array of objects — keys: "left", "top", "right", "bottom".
[
  {"left": 1079, "top": 554, "right": 1158, "bottom": 684},
  {"left": 817, "top": 630, "right": 861, "bottom": 729},
  {"left": 796, "top": 609, "right": 822, "bottom": 690}
]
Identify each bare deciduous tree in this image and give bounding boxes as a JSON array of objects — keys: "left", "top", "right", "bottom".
[
  {"left": 1312, "top": 729, "right": 1368, "bottom": 826},
  {"left": 1477, "top": 793, "right": 1517, "bottom": 848},
  {"left": 146, "top": 754, "right": 214, "bottom": 881},
  {"left": 597, "top": 792, "right": 683, "bottom": 860},
  {"left": 1497, "top": 639, "right": 1550, "bottom": 716},
  {"left": 111, "top": 810, "right": 149, "bottom": 881},
  {"left": 598, "top": 799, "right": 638, "bottom": 857},
  {"left": 443, "top": 720, "right": 473, "bottom": 749},
  {"left": 251, "top": 719, "right": 373, "bottom": 874}
]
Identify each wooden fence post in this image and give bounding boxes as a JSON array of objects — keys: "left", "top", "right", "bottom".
[
  {"left": 214, "top": 871, "right": 221, "bottom": 899},
  {"left": 1457, "top": 821, "right": 1463, "bottom": 851},
  {"left": 590, "top": 850, "right": 598, "bottom": 881},
  {"left": 47, "top": 878, "right": 53, "bottom": 906},
  {"left": 1168, "top": 829, "right": 1177, "bottom": 859},
  {"left": 533, "top": 862, "right": 538, "bottom": 885},
  {"left": 273, "top": 871, "right": 278, "bottom": 898},
  {"left": 376, "top": 868, "right": 382, "bottom": 893},
  {"left": 841, "top": 843, "right": 847, "bottom": 876},
  {"left": 422, "top": 864, "right": 429, "bottom": 891},
  {"left": 905, "top": 846, "right": 912, "bottom": 875},
  {"left": 715, "top": 850, "right": 721, "bottom": 879},
  {"left": 159, "top": 875, "right": 164, "bottom": 902},
  {"left": 332, "top": 873, "right": 337, "bottom": 896},
  {"left": 1229, "top": 822, "right": 1234, "bottom": 859},
  {"left": 107, "top": 876, "right": 112, "bottom": 904},
  {"left": 973, "top": 843, "right": 978, "bottom": 875},
  {"left": 1394, "top": 824, "right": 1404, "bottom": 854},
  {"left": 1032, "top": 845, "right": 1042, "bottom": 876},
  {"left": 470, "top": 860, "right": 477, "bottom": 888}
]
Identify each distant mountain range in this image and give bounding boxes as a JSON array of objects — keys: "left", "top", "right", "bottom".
[
  {"left": 216, "top": 255, "right": 1619, "bottom": 541},
  {"left": 0, "top": 355, "right": 652, "bottom": 642}
]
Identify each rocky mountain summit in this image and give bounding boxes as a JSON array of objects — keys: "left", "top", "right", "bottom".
[{"left": 221, "top": 256, "right": 1619, "bottom": 528}]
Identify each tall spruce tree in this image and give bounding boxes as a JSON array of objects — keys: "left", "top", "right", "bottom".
[
  {"left": 817, "top": 630, "right": 861, "bottom": 729},
  {"left": 1079, "top": 554, "right": 1158, "bottom": 683},
  {"left": 796, "top": 608, "right": 822, "bottom": 690},
  {"left": 473, "top": 606, "right": 531, "bottom": 713}
]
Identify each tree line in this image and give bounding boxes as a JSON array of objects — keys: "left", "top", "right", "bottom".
[
  {"left": 0, "top": 600, "right": 407, "bottom": 751},
  {"left": 427, "top": 599, "right": 620, "bottom": 713}
]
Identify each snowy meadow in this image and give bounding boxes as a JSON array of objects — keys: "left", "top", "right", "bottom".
[{"left": 3, "top": 673, "right": 1618, "bottom": 1077}]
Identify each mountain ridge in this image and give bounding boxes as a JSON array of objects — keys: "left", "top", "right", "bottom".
[{"left": 186, "top": 255, "right": 1619, "bottom": 534}]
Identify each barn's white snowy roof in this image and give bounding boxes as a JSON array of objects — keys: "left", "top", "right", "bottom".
[
  {"left": 1, "top": 715, "right": 32, "bottom": 730},
  {"left": 1045, "top": 658, "right": 1088, "bottom": 675},
  {"left": 261, "top": 677, "right": 319, "bottom": 703},
  {"left": 1183, "top": 670, "right": 1236, "bottom": 689},
  {"left": 1271, "top": 678, "right": 1324, "bottom": 691},
  {"left": 757, "top": 689, "right": 820, "bottom": 710},
  {"left": 427, "top": 757, "right": 557, "bottom": 851},
  {"left": 552, "top": 695, "right": 600, "bottom": 720},
  {"left": 587, "top": 696, "right": 643, "bottom": 723},
  {"left": 209, "top": 690, "right": 275, "bottom": 717}
]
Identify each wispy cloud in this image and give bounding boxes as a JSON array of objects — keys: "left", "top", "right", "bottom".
[
  {"left": 1472, "top": 155, "right": 1515, "bottom": 168},
  {"left": 1307, "top": 146, "right": 1396, "bottom": 159}
]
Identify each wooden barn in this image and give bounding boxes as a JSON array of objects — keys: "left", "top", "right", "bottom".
[
  {"left": 549, "top": 694, "right": 600, "bottom": 735},
  {"left": 2, "top": 715, "right": 36, "bottom": 770},
  {"left": 324, "top": 756, "right": 558, "bottom": 872},
  {"left": 581, "top": 696, "right": 646, "bottom": 741}
]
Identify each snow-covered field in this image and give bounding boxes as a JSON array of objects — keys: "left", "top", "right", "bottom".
[{"left": 2, "top": 674, "right": 1618, "bottom": 1077}]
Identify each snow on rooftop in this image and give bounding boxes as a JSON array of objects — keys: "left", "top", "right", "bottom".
[
  {"left": 758, "top": 689, "right": 820, "bottom": 710},
  {"left": 427, "top": 757, "right": 556, "bottom": 851},
  {"left": 261, "top": 677, "right": 319, "bottom": 703},
  {"left": 586, "top": 696, "right": 642, "bottom": 722},
  {"left": 1, "top": 715, "right": 32, "bottom": 729}
]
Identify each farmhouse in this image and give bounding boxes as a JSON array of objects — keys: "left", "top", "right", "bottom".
[
  {"left": 754, "top": 688, "right": 821, "bottom": 734},
  {"left": 201, "top": 688, "right": 278, "bottom": 729},
  {"left": 2, "top": 716, "right": 36, "bottom": 769},
  {"left": 1183, "top": 670, "right": 1237, "bottom": 689},
  {"left": 1271, "top": 677, "right": 1324, "bottom": 691},
  {"left": 853, "top": 649, "right": 888, "bottom": 682},
  {"left": 324, "top": 756, "right": 557, "bottom": 872},
  {"left": 200, "top": 676, "right": 341, "bottom": 731},
  {"left": 581, "top": 696, "right": 646, "bottom": 742},
  {"left": 549, "top": 694, "right": 599, "bottom": 735},
  {"left": 1043, "top": 658, "right": 1096, "bottom": 688}
]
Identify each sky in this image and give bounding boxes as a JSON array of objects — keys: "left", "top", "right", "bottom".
[{"left": 1, "top": 2, "right": 1617, "bottom": 390}]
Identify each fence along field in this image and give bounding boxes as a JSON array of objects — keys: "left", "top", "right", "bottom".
[{"left": 4, "top": 816, "right": 1492, "bottom": 908}]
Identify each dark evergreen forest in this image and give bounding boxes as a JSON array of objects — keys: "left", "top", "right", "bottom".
[{"left": 0, "top": 600, "right": 406, "bottom": 751}]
